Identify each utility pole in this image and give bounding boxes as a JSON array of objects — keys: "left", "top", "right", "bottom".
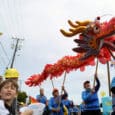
[
  {"left": 10, "top": 37, "right": 24, "bottom": 68},
  {"left": 107, "top": 62, "right": 111, "bottom": 96}
]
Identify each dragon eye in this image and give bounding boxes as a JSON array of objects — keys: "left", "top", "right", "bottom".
[{"left": 93, "top": 26, "right": 100, "bottom": 33}]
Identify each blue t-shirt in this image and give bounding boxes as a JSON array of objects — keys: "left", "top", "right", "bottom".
[
  {"left": 36, "top": 95, "right": 47, "bottom": 104},
  {"left": 62, "top": 99, "right": 71, "bottom": 115},
  {"left": 49, "top": 96, "right": 64, "bottom": 115},
  {"left": 82, "top": 78, "right": 100, "bottom": 111}
]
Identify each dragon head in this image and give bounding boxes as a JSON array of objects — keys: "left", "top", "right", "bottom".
[{"left": 60, "top": 17, "right": 115, "bottom": 62}]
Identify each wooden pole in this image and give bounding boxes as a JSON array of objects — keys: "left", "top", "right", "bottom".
[
  {"left": 108, "top": 48, "right": 115, "bottom": 59},
  {"left": 93, "top": 59, "right": 99, "bottom": 87},
  {"left": 62, "top": 71, "right": 67, "bottom": 86},
  {"left": 59, "top": 71, "right": 67, "bottom": 109},
  {"left": 61, "top": 71, "right": 67, "bottom": 95},
  {"left": 51, "top": 79, "right": 54, "bottom": 89},
  {"left": 107, "top": 62, "right": 111, "bottom": 96}
]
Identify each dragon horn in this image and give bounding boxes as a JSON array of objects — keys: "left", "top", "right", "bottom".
[
  {"left": 60, "top": 29, "right": 76, "bottom": 37},
  {"left": 68, "top": 20, "right": 79, "bottom": 28},
  {"left": 69, "top": 26, "right": 86, "bottom": 33},
  {"left": 76, "top": 20, "right": 91, "bottom": 26},
  {"left": 60, "top": 26, "right": 86, "bottom": 37}
]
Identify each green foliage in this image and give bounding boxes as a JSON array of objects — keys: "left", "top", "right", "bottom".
[{"left": 17, "top": 91, "right": 28, "bottom": 103}]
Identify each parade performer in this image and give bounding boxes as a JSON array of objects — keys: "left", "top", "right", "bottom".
[
  {"left": 36, "top": 88, "right": 47, "bottom": 104},
  {"left": 111, "top": 77, "right": 115, "bottom": 115},
  {"left": 49, "top": 88, "right": 64, "bottom": 115},
  {"left": 49, "top": 86, "right": 68, "bottom": 115},
  {"left": 110, "top": 58, "right": 115, "bottom": 115},
  {"left": 62, "top": 93, "right": 72, "bottom": 115},
  {"left": 81, "top": 73, "right": 101, "bottom": 115}
]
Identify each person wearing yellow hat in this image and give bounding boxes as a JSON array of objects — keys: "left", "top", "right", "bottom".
[
  {"left": 4, "top": 68, "right": 20, "bottom": 114},
  {"left": 4, "top": 68, "right": 19, "bottom": 82}
]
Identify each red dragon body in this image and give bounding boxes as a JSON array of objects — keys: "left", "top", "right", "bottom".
[{"left": 25, "top": 17, "right": 115, "bottom": 86}]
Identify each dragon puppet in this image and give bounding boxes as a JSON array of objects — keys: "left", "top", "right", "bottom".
[{"left": 25, "top": 16, "right": 115, "bottom": 86}]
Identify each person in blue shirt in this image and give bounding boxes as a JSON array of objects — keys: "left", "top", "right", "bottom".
[
  {"left": 43, "top": 100, "right": 51, "bottom": 115},
  {"left": 69, "top": 102, "right": 80, "bottom": 115},
  {"left": 62, "top": 93, "right": 72, "bottom": 115},
  {"left": 111, "top": 77, "right": 115, "bottom": 115},
  {"left": 36, "top": 88, "right": 47, "bottom": 104},
  {"left": 80, "top": 102, "right": 86, "bottom": 115},
  {"left": 81, "top": 73, "right": 101, "bottom": 115},
  {"left": 49, "top": 86, "right": 67, "bottom": 115}
]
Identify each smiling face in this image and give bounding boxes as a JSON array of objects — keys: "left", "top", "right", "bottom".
[{"left": 0, "top": 80, "right": 18, "bottom": 103}]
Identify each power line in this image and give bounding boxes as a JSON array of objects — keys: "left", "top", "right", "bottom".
[
  {"left": 14, "top": 0, "right": 22, "bottom": 37},
  {"left": 19, "top": 0, "right": 25, "bottom": 38},
  {"left": 0, "top": 53, "right": 6, "bottom": 65},
  {"left": 0, "top": 41, "right": 10, "bottom": 61},
  {"left": 4, "top": 0, "right": 12, "bottom": 37},
  {"left": 12, "top": 0, "right": 19, "bottom": 36},
  {"left": 5, "top": 57, "right": 12, "bottom": 69},
  {"left": 0, "top": 0, "right": 11, "bottom": 38}
]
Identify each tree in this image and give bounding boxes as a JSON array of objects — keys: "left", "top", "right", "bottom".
[{"left": 17, "top": 91, "right": 28, "bottom": 103}]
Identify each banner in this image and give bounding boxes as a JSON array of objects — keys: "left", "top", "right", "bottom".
[{"left": 102, "top": 96, "right": 112, "bottom": 115}]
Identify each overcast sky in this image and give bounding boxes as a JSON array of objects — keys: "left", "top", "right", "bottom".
[{"left": 0, "top": 0, "right": 115, "bottom": 104}]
